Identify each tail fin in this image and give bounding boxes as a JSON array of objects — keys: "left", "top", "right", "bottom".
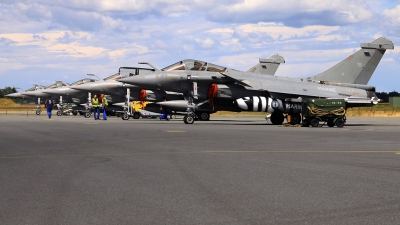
[
  {"left": 247, "top": 54, "right": 285, "bottom": 75},
  {"left": 307, "top": 37, "right": 394, "bottom": 85}
]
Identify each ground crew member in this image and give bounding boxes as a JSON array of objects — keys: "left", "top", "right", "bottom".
[
  {"left": 159, "top": 94, "right": 169, "bottom": 121},
  {"left": 92, "top": 94, "right": 100, "bottom": 120},
  {"left": 44, "top": 96, "right": 54, "bottom": 119},
  {"left": 101, "top": 94, "right": 108, "bottom": 120}
]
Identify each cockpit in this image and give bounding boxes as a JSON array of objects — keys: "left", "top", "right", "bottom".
[
  {"left": 118, "top": 67, "right": 156, "bottom": 78},
  {"left": 70, "top": 78, "right": 96, "bottom": 86},
  {"left": 46, "top": 82, "right": 68, "bottom": 89},
  {"left": 104, "top": 73, "right": 123, "bottom": 81},
  {"left": 162, "top": 59, "right": 227, "bottom": 72}
]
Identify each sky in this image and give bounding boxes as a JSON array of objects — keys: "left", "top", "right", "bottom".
[{"left": 0, "top": 0, "right": 400, "bottom": 92}]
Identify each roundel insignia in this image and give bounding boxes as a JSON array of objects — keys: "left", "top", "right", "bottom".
[{"left": 271, "top": 100, "right": 279, "bottom": 109}]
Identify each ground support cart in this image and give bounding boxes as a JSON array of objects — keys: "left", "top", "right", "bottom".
[{"left": 302, "top": 99, "right": 346, "bottom": 128}]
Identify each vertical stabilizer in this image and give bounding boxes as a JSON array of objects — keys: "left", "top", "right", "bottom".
[
  {"left": 307, "top": 37, "right": 394, "bottom": 84},
  {"left": 247, "top": 54, "right": 285, "bottom": 75}
]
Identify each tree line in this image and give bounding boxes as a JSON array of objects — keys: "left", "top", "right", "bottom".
[
  {"left": 375, "top": 91, "right": 400, "bottom": 102},
  {"left": 0, "top": 87, "right": 17, "bottom": 98},
  {"left": 0, "top": 87, "right": 28, "bottom": 104}
]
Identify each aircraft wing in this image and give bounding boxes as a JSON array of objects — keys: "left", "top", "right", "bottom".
[
  {"left": 219, "top": 73, "right": 252, "bottom": 87},
  {"left": 220, "top": 72, "right": 340, "bottom": 98}
]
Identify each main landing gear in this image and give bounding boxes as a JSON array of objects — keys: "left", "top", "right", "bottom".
[{"left": 269, "top": 112, "right": 301, "bottom": 125}]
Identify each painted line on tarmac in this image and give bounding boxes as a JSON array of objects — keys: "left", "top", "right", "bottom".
[
  {"left": 165, "top": 130, "right": 187, "bottom": 133},
  {"left": 1, "top": 150, "right": 399, "bottom": 159},
  {"left": 201, "top": 150, "right": 400, "bottom": 154}
]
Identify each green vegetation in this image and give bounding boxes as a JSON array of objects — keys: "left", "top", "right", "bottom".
[
  {"left": 346, "top": 104, "right": 400, "bottom": 117},
  {"left": 376, "top": 91, "right": 400, "bottom": 102},
  {"left": 0, "top": 87, "right": 17, "bottom": 98},
  {"left": 0, "top": 86, "right": 31, "bottom": 104}
]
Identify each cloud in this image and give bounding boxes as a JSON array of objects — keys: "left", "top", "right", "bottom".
[
  {"left": 203, "top": 0, "right": 374, "bottom": 26},
  {"left": 0, "top": 0, "right": 398, "bottom": 91},
  {"left": 1, "top": 1, "right": 375, "bottom": 28},
  {"left": 195, "top": 38, "right": 216, "bottom": 49},
  {"left": 0, "top": 31, "right": 107, "bottom": 58},
  {"left": 383, "top": 5, "right": 400, "bottom": 25}
]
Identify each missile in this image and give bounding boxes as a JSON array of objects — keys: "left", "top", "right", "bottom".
[
  {"left": 111, "top": 102, "right": 127, "bottom": 107},
  {"left": 157, "top": 100, "right": 190, "bottom": 111}
]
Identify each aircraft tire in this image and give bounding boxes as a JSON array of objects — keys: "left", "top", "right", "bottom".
[
  {"left": 57, "top": 111, "right": 62, "bottom": 116},
  {"left": 335, "top": 119, "right": 344, "bottom": 128},
  {"left": 133, "top": 112, "right": 140, "bottom": 119},
  {"left": 84, "top": 112, "right": 91, "bottom": 118},
  {"left": 270, "top": 112, "right": 284, "bottom": 125},
  {"left": 198, "top": 112, "right": 210, "bottom": 121},
  {"left": 310, "top": 118, "right": 319, "bottom": 127},
  {"left": 36, "top": 110, "right": 41, "bottom": 115},
  {"left": 122, "top": 112, "right": 130, "bottom": 120},
  {"left": 183, "top": 115, "right": 194, "bottom": 124},
  {"left": 289, "top": 113, "right": 301, "bottom": 125}
]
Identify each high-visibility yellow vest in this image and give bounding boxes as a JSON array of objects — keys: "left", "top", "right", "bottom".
[
  {"left": 92, "top": 98, "right": 99, "bottom": 107},
  {"left": 102, "top": 97, "right": 108, "bottom": 106}
]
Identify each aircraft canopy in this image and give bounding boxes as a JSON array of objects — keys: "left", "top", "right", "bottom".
[{"left": 162, "top": 59, "right": 226, "bottom": 72}]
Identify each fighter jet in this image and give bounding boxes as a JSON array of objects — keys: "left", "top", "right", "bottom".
[
  {"left": 5, "top": 85, "right": 44, "bottom": 101},
  {"left": 118, "top": 37, "right": 394, "bottom": 124},
  {"left": 5, "top": 82, "right": 69, "bottom": 115},
  {"left": 41, "top": 78, "right": 96, "bottom": 105},
  {"left": 71, "top": 55, "right": 285, "bottom": 104}
]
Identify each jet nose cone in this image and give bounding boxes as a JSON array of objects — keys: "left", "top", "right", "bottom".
[
  {"left": 6, "top": 93, "right": 23, "bottom": 98},
  {"left": 119, "top": 75, "right": 158, "bottom": 89}
]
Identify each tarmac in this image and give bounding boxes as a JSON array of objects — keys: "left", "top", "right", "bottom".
[{"left": 0, "top": 115, "right": 400, "bottom": 224}]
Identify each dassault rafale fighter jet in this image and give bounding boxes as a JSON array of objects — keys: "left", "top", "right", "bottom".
[
  {"left": 5, "top": 85, "right": 45, "bottom": 101},
  {"left": 6, "top": 82, "right": 69, "bottom": 115},
  {"left": 41, "top": 78, "right": 96, "bottom": 104},
  {"left": 72, "top": 55, "right": 285, "bottom": 120},
  {"left": 118, "top": 37, "right": 393, "bottom": 124}
]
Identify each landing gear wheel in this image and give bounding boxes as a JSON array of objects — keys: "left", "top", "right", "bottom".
[
  {"left": 133, "top": 112, "right": 140, "bottom": 119},
  {"left": 335, "top": 119, "right": 344, "bottom": 128},
  {"left": 199, "top": 112, "right": 210, "bottom": 121},
  {"left": 122, "top": 112, "right": 130, "bottom": 120},
  {"left": 270, "top": 112, "right": 284, "bottom": 125},
  {"left": 36, "top": 110, "right": 41, "bottom": 115},
  {"left": 183, "top": 115, "right": 194, "bottom": 124},
  {"left": 289, "top": 113, "right": 301, "bottom": 125},
  {"left": 84, "top": 112, "right": 91, "bottom": 118},
  {"left": 310, "top": 119, "right": 319, "bottom": 127},
  {"left": 327, "top": 120, "right": 335, "bottom": 127},
  {"left": 57, "top": 110, "right": 62, "bottom": 116}
]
